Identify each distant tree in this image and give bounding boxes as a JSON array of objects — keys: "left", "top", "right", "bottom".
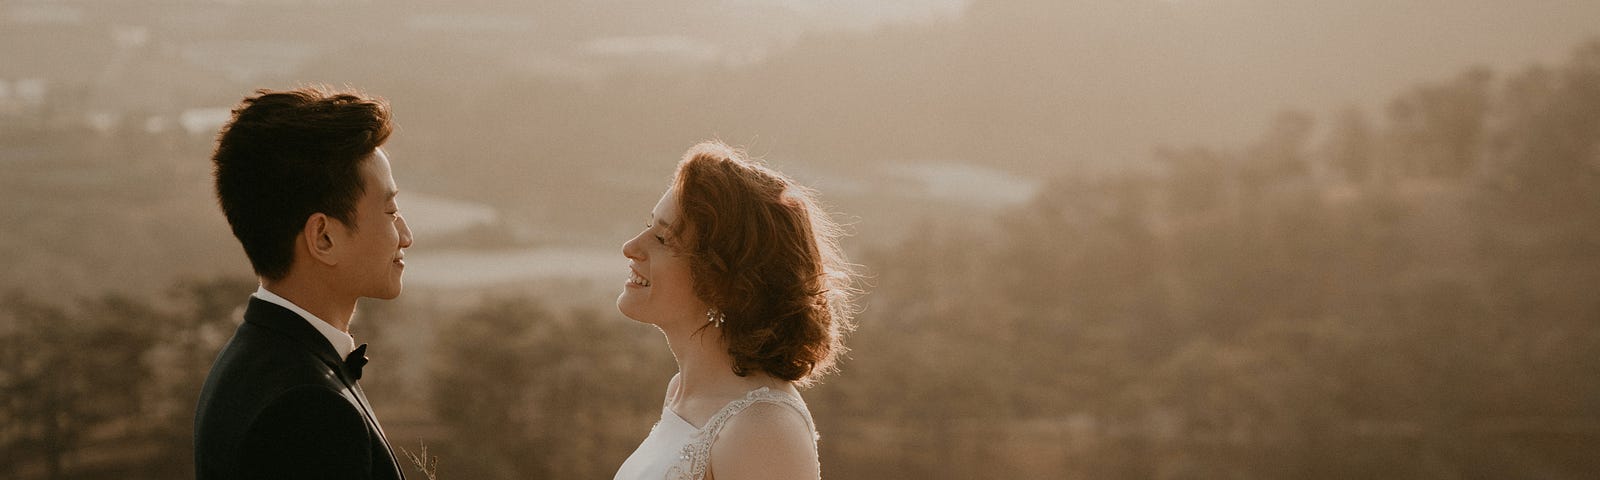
[
  {"left": 1475, "top": 39, "right": 1600, "bottom": 447},
  {"left": 1245, "top": 110, "right": 1317, "bottom": 185},
  {"left": 1156, "top": 146, "right": 1236, "bottom": 216},
  {"left": 428, "top": 297, "right": 669, "bottom": 480},
  {"left": 1324, "top": 107, "right": 1376, "bottom": 184},
  {"left": 1385, "top": 67, "right": 1493, "bottom": 178},
  {"left": 1490, "top": 39, "right": 1600, "bottom": 206},
  {"left": 142, "top": 276, "right": 255, "bottom": 478},
  {"left": 0, "top": 292, "right": 160, "bottom": 480}
]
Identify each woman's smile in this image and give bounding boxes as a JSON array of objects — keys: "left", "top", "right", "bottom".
[{"left": 627, "top": 267, "right": 651, "bottom": 288}]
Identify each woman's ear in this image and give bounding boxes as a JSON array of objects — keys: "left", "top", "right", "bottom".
[{"left": 304, "top": 213, "right": 340, "bottom": 266}]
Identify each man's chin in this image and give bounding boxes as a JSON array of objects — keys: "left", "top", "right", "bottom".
[{"left": 370, "top": 283, "right": 403, "bottom": 300}]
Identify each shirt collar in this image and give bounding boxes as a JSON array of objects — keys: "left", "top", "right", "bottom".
[{"left": 252, "top": 285, "right": 357, "bottom": 359}]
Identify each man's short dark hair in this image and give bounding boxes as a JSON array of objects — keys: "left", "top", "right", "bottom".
[{"left": 212, "top": 86, "right": 392, "bottom": 281}]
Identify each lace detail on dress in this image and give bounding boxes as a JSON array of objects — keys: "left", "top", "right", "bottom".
[{"left": 664, "top": 387, "right": 817, "bottom": 480}]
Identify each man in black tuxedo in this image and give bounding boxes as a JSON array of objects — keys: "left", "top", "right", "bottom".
[{"left": 196, "top": 86, "right": 413, "bottom": 480}]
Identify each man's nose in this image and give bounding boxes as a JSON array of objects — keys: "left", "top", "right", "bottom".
[{"left": 397, "top": 214, "right": 414, "bottom": 248}]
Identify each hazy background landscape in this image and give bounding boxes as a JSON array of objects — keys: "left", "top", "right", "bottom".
[{"left": 3, "top": 0, "right": 1599, "bottom": 478}]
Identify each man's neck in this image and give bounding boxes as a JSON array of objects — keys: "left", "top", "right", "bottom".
[{"left": 261, "top": 276, "right": 356, "bottom": 333}]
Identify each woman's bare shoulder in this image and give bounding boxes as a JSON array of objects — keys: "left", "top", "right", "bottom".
[{"left": 709, "top": 399, "right": 819, "bottom": 480}]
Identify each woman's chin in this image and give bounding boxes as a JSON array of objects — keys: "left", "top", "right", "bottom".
[{"left": 616, "top": 297, "right": 645, "bottom": 323}]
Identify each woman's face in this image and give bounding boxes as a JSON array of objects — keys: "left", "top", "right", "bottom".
[{"left": 618, "top": 187, "right": 706, "bottom": 327}]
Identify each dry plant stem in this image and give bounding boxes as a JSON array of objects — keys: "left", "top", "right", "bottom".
[{"left": 401, "top": 441, "right": 440, "bottom": 480}]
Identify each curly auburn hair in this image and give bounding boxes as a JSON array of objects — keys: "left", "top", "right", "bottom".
[{"left": 670, "top": 141, "right": 860, "bottom": 387}]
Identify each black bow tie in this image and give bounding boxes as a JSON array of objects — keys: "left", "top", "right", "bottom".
[{"left": 345, "top": 343, "right": 369, "bottom": 381}]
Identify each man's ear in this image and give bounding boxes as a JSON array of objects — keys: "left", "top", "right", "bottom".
[{"left": 303, "top": 213, "right": 340, "bottom": 267}]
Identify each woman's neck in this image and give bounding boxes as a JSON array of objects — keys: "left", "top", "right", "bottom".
[{"left": 662, "top": 322, "right": 768, "bottom": 403}]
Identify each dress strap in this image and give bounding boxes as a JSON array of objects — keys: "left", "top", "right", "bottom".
[
  {"left": 667, "top": 387, "right": 817, "bottom": 480},
  {"left": 702, "top": 387, "right": 817, "bottom": 444}
]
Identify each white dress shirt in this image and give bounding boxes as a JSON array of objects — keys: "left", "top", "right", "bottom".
[{"left": 252, "top": 285, "right": 357, "bottom": 360}]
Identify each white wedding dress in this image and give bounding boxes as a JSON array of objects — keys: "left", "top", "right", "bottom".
[{"left": 614, "top": 378, "right": 817, "bottom": 480}]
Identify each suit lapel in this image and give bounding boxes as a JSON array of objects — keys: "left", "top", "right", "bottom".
[
  {"left": 352, "top": 382, "right": 403, "bottom": 477},
  {"left": 243, "top": 298, "right": 404, "bottom": 477}
]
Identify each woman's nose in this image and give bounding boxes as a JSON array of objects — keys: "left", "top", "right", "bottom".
[{"left": 622, "top": 231, "right": 643, "bottom": 260}]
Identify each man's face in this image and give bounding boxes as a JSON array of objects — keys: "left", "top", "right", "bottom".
[{"left": 334, "top": 148, "right": 413, "bottom": 300}]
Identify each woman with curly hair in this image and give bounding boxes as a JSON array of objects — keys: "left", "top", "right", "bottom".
[{"left": 614, "top": 141, "right": 859, "bottom": 480}]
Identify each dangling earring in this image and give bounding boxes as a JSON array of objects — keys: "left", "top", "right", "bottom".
[{"left": 706, "top": 307, "right": 725, "bottom": 328}]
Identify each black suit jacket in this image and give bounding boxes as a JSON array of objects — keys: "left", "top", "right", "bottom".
[{"left": 195, "top": 297, "right": 405, "bottom": 480}]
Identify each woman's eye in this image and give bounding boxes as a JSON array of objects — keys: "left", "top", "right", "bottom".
[{"left": 655, "top": 234, "right": 666, "bottom": 244}]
